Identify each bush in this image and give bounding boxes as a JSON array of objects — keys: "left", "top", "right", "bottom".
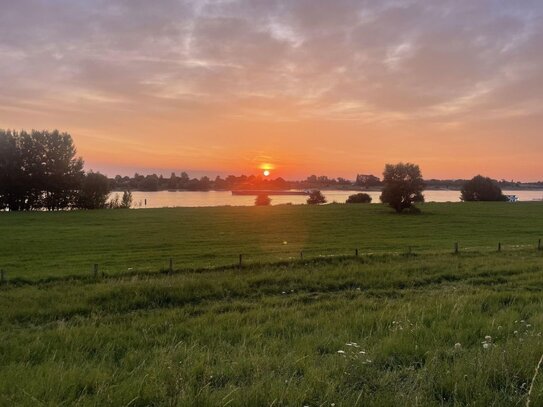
[
  {"left": 346, "top": 193, "right": 372, "bottom": 204},
  {"left": 120, "top": 191, "right": 133, "bottom": 208},
  {"left": 76, "top": 172, "right": 110, "bottom": 209},
  {"left": 255, "top": 194, "right": 271, "bottom": 206},
  {"left": 461, "top": 176, "right": 507, "bottom": 201},
  {"left": 380, "top": 163, "right": 424, "bottom": 213},
  {"left": 307, "top": 190, "right": 326, "bottom": 205},
  {"left": 109, "top": 190, "right": 133, "bottom": 209}
]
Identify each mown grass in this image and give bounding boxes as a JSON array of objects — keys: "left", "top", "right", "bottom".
[
  {"left": 1, "top": 202, "right": 543, "bottom": 280},
  {"left": 1, "top": 251, "right": 543, "bottom": 406}
]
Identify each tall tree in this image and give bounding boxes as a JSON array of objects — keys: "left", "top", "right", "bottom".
[
  {"left": 0, "top": 130, "right": 84, "bottom": 211},
  {"left": 380, "top": 163, "right": 425, "bottom": 213},
  {"left": 0, "top": 130, "right": 24, "bottom": 210}
]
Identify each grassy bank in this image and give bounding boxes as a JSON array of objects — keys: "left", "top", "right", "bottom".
[
  {"left": 1, "top": 202, "right": 543, "bottom": 280},
  {"left": 1, "top": 251, "right": 543, "bottom": 405}
]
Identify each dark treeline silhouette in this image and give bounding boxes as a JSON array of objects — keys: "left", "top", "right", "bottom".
[
  {"left": 110, "top": 172, "right": 543, "bottom": 192},
  {"left": 0, "top": 130, "right": 113, "bottom": 211},
  {"left": 110, "top": 173, "right": 363, "bottom": 192}
]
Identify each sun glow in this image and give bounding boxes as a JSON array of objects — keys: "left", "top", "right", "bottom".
[{"left": 263, "top": 170, "right": 270, "bottom": 177}]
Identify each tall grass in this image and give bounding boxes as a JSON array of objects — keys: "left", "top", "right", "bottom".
[{"left": 1, "top": 252, "right": 543, "bottom": 405}]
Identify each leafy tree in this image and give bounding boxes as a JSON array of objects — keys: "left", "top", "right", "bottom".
[
  {"left": 0, "top": 130, "right": 84, "bottom": 211},
  {"left": 76, "top": 172, "right": 110, "bottom": 209},
  {"left": 255, "top": 193, "right": 271, "bottom": 206},
  {"left": 346, "top": 193, "right": 372, "bottom": 204},
  {"left": 380, "top": 163, "right": 424, "bottom": 213},
  {"left": 461, "top": 175, "right": 507, "bottom": 201},
  {"left": 307, "top": 190, "right": 327, "bottom": 205},
  {"left": 0, "top": 130, "right": 24, "bottom": 211},
  {"left": 120, "top": 190, "right": 133, "bottom": 208}
]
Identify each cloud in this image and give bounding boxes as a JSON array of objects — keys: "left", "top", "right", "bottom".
[{"left": 0, "top": 0, "right": 542, "bottom": 178}]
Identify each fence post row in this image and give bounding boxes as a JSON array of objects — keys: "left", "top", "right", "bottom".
[{"left": 81, "top": 239, "right": 541, "bottom": 280}]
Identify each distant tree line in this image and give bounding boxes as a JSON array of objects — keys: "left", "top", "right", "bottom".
[
  {"left": 110, "top": 173, "right": 360, "bottom": 192},
  {"left": 110, "top": 172, "right": 543, "bottom": 193}
]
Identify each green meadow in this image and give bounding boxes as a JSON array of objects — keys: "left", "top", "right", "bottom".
[
  {"left": 1, "top": 203, "right": 543, "bottom": 405},
  {"left": 1, "top": 202, "right": 543, "bottom": 281}
]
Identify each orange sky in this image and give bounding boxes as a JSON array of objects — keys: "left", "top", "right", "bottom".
[{"left": 1, "top": 1, "right": 542, "bottom": 180}]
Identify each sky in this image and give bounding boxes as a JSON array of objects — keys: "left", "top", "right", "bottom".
[{"left": 1, "top": 0, "right": 542, "bottom": 181}]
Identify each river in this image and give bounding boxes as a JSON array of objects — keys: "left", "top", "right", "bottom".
[{"left": 112, "top": 190, "right": 543, "bottom": 208}]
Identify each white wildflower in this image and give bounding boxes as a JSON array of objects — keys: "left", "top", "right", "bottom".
[
  {"left": 483, "top": 343, "right": 490, "bottom": 349},
  {"left": 454, "top": 343, "right": 462, "bottom": 350},
  {"left": 337, "top": 350, "right": 345, "bottom": 354}
]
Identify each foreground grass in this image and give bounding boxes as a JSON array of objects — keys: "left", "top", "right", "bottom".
[
  {"left": 1, "top": 251, "right": 543, "bottom": 406},
  {"left": 1, "top": 202, "right": 543, "bottom": 280}
]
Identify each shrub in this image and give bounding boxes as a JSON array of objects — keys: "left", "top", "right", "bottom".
[
  {"left": 255, "top": 194, "right": 271, "bottom": 206},
  {"left": 76, "top": 172, "right": 110, "bottom": 209},
  {"left": 461, "top": 176, "right": 507, "bottom": 201},
  {"left": 307, "top": 190, "right": 327, "bottom": 205},
  {"left": 120, "top": 191, "right": 133, "bottom": 208},
  {"left": 346, "top": 193, "right": 372, "bottom": 204}
]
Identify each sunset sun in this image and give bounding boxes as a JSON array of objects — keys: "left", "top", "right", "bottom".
[{"left": 263, "top": 170, "right": 270, "bottom": 177}]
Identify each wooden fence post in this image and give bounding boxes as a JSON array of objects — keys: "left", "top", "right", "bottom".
[
  {"left": 169, "top": 258, "right": 173, "bottom": 273},
  {"left": 0, "top": 269, "right": 4, "bottom": 285},
  {"left": 355, "top": 248, "right": 359, "bottom": 257},
  {"left": 498, "top": 242, "right": 501, "bottom": 252},
  {"left": 239, "top": 254, "right": 243, "bottom": 267},
  {"left": 408, "top": 246, "right": 412, "bottom": 256},
  {"left": 539, "top": 239, "right": 542, "bottom": 251},
  {"left": 454, "top": 242, "right": 459, "bottom": 254},
  {"left": 93, "top": 264, "right": 99, "bottom": 279}
]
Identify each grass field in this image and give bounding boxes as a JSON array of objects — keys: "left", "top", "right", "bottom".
[
  {"left": 1, "top": 203, "right": 543, "bottom": 405},
  {"left": 1, "top": 202, "right": 543, "bottom": 281}
]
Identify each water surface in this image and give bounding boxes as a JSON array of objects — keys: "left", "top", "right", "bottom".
[{"left": 115, "top": 189, "right": 543, "bottom": 208}]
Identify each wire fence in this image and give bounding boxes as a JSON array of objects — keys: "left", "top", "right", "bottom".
[{"left": 1, "top": 238, "right": 542, "bottom": 287}]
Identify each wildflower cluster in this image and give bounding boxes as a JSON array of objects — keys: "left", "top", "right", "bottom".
[
  {"left": 390, "top": 319, "right": 416, "bottom": 333},
  {"left": 482, "top": 335, "right": 493, "bottom": 350},
  {"left": 337, "top": 342, "right": 372, "bottom": 364}
]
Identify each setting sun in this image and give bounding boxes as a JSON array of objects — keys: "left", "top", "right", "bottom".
[{"left": 263, "top": 170, "right": 270, "bottom": 177}]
